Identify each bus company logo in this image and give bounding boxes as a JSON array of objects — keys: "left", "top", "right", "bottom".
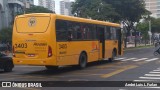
[
  {"left": 2, "top": 82, "right": 11, "bottom": 87},
  {"left": 28, "top": 17, "right": 36, "bottom": 27}
]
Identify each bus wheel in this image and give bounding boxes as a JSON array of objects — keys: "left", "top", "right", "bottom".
[
  {"left": 78, "top": 53, "right": 87, "bottom": 69},
  {"left": 45, "top": 66, "right": 58, "bottom": 70},
  {"left": 109, "top": 50, "right": 116, "bottom": 62}
]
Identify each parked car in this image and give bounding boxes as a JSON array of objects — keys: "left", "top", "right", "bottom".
[{"left": 0, "top": 53, "right": 14, "bottom": 72}]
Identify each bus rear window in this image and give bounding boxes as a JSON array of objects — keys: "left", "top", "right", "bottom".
[{"left": 16, "top": 16, "right": 51, "bottom": 33}]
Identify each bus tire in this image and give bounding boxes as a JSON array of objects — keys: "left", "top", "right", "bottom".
[
  {"left": 45, "top": 66, "right": 58, "bottom": 70},
  {"left": 78, "top": 52, "right": 87, "bottom": 69},
  {"left": 109, "top": 50, "right": 116, "bottom": 62},
  {"left": 4, "top": 61, "right": 13, "bottom": 72}
]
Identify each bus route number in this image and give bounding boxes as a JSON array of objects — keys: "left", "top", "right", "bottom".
[
  {"left": 15, "top": 43, "right": 27, "bottom": 48},
  {"left": 59, "top": 44, "right": 67, "bottom": 49}
]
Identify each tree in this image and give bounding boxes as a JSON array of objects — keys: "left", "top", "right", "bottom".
[
  {"left": 72, "top": 0, "right": 120, "bottom": 22},
  {"left": 25, "top": 6, "right": 55, "bottom": 14},
  {"left": 151, "top": 18, "right": 160, "bottom": 33},
  {"left": 72, "top": 0, "right": 148, "bottom": 47},
  {"left": 137, "top": 22, "right": 149, "bottom": 45},
  {"left": 103, "top": 0, "right": 148, "bottom": 47}
]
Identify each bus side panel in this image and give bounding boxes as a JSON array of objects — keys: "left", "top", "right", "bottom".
[
  {"left": 105, "top": 40, "right": 118, "bottom": 59},
  {"left": 56, "top": 41, "right": 99, "bottom": 66},
  {"left": 105, "top": 40, "right": 112, "bottom": 58},
  {"left": 89, "top": 41, "right": 99, "bottom": 62}
]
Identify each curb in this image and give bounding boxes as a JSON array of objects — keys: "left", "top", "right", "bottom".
[{"left": 124, "top": 46, "right": 154, "bottom": 51}]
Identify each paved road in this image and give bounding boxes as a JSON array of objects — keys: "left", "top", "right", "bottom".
[{"left": 0, "top": 47, "right": 160, "bottom": 90}]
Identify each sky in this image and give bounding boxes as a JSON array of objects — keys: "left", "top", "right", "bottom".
[{"left": 34, "top": 0, "right": 75, "bottom": 14}]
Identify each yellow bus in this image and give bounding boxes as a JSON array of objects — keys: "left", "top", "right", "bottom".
[{"left": 12, "top": 13, "right": 123, "bottom": 69}]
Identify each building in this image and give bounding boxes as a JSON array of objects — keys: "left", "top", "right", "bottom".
[
  {"left": 60, "top": 0, "right": 73, "bottom": 16},
  {"left": 0, "top": 0, "right": 26, "bottom": 30},
  {"left": 0, "top": 0, "right": 13, "bottom": 30},
  {"left": 38, "top": 0, "right": 55, "bottom": 12},
  {"left": 144, "top": 0, "right": 160, "bottom": 18},
  {"left": 23, "top": 0, "right": 34, "bottom": 8},
  {"left": 8, "top": 0, "right": 25, "bottom": 27},
  {"left": 24, "top": 0, "right": 34, "bottom": 5}
]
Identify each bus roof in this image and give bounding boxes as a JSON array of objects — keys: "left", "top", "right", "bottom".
[
  {"left": 55, "top": 14, "right": 120, "bottom": 28},
  {"left": 17, "top": 13, "right": 120, "bottom": 27}
]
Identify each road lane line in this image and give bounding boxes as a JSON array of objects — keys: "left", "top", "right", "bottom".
[
  {"left": 101, "top": 65, "right": 138, "bottom": 78},
  {"left": 157, "top": 68, "right": 160, "bottom": 70},
  {"left": 145, "top": 74, "right": 160, "bottom": 77},
  {"left": 140, "top": 87, "right": 160, "bottom": 89},
  {"left": 121, "top": 58, "right": 137, "bottom": 61},
  {"left": 146, "top": 58, "right": 159, "bottom": 62},
  {"left": 133, "top": 80, "right": 156, "bottom": 82},
  {"left": 150, "top": 72, "right": 160, "bottom": 74},
  {"left": 18, "top": 87, "right": 41, "bottom": 90},
  {"left": 153, "top": 70, "right": 160, "bottom": 71},
  {"left": 96, "top": 62, "right": 123, "bottom": 69},
  {"left": 133, "top": 58, "right": 148, "bottom": 61},
  {"left": 139, "top": 77, "right": 160, "bottom": 79},
  {"left": 115, "top": 58, "right": 126, "bottom": 60}
]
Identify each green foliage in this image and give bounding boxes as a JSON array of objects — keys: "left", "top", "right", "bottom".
[
  {"left": 151, "top": 18, "right": 160, "bottom": 33},
  {"left": 137, "top": 17, "right": 160, "bottom": 41},
  {"left": 72, "top": 0, "right": 147, "bottom": 23},
  {"left": 0, "top": 27, "right": 12, "bottom": 43},
  {"left": 137, "top": 22, "right": 149, "bottom": 39},
  {"left": 25, "top": 6, "right": 54, "bottom": 14},
  {"left": 72, "top": 0, "right": 120, "bottom": 22},
  {"left": 104, "top": 0, "right": 147, "bottom": 22}
]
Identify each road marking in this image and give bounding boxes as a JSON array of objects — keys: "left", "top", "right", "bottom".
[
  {"left": 146, "top": 58, "right": 159, "bottom": 62},
  {"left": 18, "top": 87, "right": 41, "bottom": 90},
  {"left": 157, "top": 68, "right": 160, "bottom": 69},
  {"left": 101, "top": 65, "right": 138, "bottom": 78},
  {"left": 133, "top": 58, "right": 148, "bottom": 61},
  {"left": 115, "top": 58, "right": 126, "bottom": 60},
  {"left": 68, "top": 79, "right": 89, "bottom": 81},
  {"left": 139, "top": 77, "right": 160, "bottom": 79},
  {"left": 133, "top": 80, "right": 156, "bottom": 82},
  {"left": 115, "top": 57, "right": 159, "bottom": 62},
  {"left": 149, "top": 72, "right": 160, "bottom": 74},
  {"left": 153, "top": 70, "right": 160, "bottom": 71},
  {"left": 96, "top": 62, "right": 123, "bottom": 69},
  {"left": 121, "top": 58, "right": 137, "bottom": 61},
  {"left": 145, "top": 74, "right": 160, "bottom": 77},
  {"left": 119, "top": 89, "right": 127, "bottom": 90},
  {"left": 140, "top": 87, "right": 160, "bottom": 89}
]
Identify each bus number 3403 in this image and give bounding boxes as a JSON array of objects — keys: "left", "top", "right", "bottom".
[{"left": 15, "top": 43, "right": 27, "bottom": 48}]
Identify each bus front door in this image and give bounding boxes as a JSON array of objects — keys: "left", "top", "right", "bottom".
[{"left": 98, "top": 26, "right": 105, "bottom": 59}]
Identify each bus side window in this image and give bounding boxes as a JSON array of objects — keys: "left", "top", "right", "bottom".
[
  {"left": 105, "top": 27, "right": 111, "bottom": 40},
  {"left": 90, "top": 25, "right": 96, "bottom": 40},
  {"left": 56, "top": 20, "right": 68, "bottom": 41},
  {"left": 110, "top": 27, "right": 117, "bottom": 40},
  {"left": 68, "top": 21, "right": 82, "bottom": 40}
]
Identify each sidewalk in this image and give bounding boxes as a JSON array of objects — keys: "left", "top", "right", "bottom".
[{"left": 127, "top": 44, "right": 152, "bottom": 48}]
